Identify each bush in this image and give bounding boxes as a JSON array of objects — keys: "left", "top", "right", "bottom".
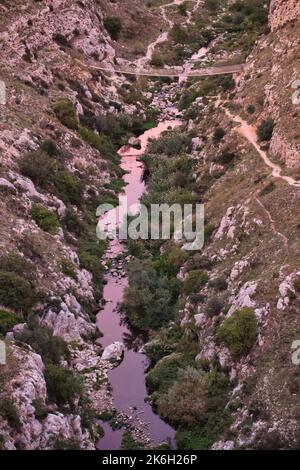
[
  {"left": 53, "top": 98, "right": 78, "bottom": 130},
  {"left": 257, "top": 118, "right": 275, "bottom": 141},
  {"left": 0, "top": 271, "right": 35, "bottom": 313},
  {"left": 150, "top": 51, "right": 164, "bottom": 67},
  {"left": 32, "top": 398, "right": 48, "bottom": 421},
  {"left": 171, "top": 24, "right": 188, "bottom": 44},
  {"left": 79, "top": 126, "right": 117, "bottom": 161},
  {"left": 121, "top": 431, "right": 144, "bottom": 450},
  {"left": 209, "top": 276, "right": 227, "bottom": 291},
  {"left": 54, "top": 438, "right": 81, "bottom": 450},
  {"left": 78, "top": 235, "right": 106, "bottom": 286},
  {"left": 16, "top": 324, "right": 70, "bottom": 364},
  {"left": 0, "top": 252, "right": 33, "bottom": 279},
  {"left": 217, "top": 307, "right": 257, "bottom": 356},
  {"left": 30, "top": 204, "right": 60, "bottom": 234},
  {"left": 147, "top": 132, "right": 191, "bottom": 156},
  {"left": 183, "top": 270, "right": 209, "bottom": 295},
  {"left": 247, "top": 105, "right": 255, "bottom": 114},
  {"left": 45, "top": 363, "right": 83, "bottom": 405},
  {"left": 122, "top": 259, "right": 181, "bottom": 331},
  {"left": 158, "top": 367, "right": 207, "bottom": 426},
  {"left": 213, "top": 127, "right": 226, "bottom": 143},
  {"left": 206, "top": 297, "right": 224, "bottom": 317},
  {"left": 146, "top": 353, "right": 184, "bottom": 395},
  {"left": 20, "top": 150, "right": 57, "bottom": 187},
  {"left": 0, "top": 398, "right": 21, "bottom": 430},
  {"left": 40, "top": 139, "right": 58, "bottom": 156},
  {"left": 61, "top": 259, "right": 77, "bottom": 280},
  {"left": 153, "top": 244, "right": 188, "bottom": 277},
  {"left": 0, "top": 309, "right": 21, "bottom": 335},
  {"left": 54, "top": 170, "right": 83, "bottom": 205},
  {"left": 103, "top": 16, "right": 122, "bottom": 40}
]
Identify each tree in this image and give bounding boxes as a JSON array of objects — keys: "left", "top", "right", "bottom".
[
  {"left": 104, "top": 16, "right": 122, "bottom": 40},
  {"left": 122, "top": 259, "right": 180, "bottom": 331},
  {"left": 158, "top": 367, "right": 207, "bottom": 426},
  {"left": 45, "top": 364, "right": 83, "bottom": 405},
  {"left": 257, "top": 118, "right": 275, "bottom": 141}
]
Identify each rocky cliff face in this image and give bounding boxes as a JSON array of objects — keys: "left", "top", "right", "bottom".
[
  {"left": 270, "top": 0, "right": 300, "bottom": 30},
  {"left": 235, "top": 0, "right": 300, "bottom": 169},
  {"left": 0, "top": 0, "right": 144, "bottom": 450},
  {"left": 171, "top": 0, "right": 300, "bottom": 448}
]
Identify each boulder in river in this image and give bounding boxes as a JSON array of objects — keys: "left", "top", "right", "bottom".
[
  {"left": 128, "top": 137, "right": 141, "bottom": 149},
  {"left": 102, "top": 342, "right": 125, "bottom": 362}
]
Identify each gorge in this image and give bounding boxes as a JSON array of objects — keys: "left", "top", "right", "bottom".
[{"left": 0, "top": 0, "right": 300, "bottom": 452}]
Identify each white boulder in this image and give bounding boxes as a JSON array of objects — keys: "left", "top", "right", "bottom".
[{"left": 102, "top": 342, "right": 125, "bottom": 362}]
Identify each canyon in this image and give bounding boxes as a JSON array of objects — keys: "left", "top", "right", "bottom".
[{"left": 0, "top": 0, "right": 300, "bottom": 451}]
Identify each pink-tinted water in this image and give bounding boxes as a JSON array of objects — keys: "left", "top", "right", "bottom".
[{"left": 96, "top": 120, "right": 181, "bottom": 450}]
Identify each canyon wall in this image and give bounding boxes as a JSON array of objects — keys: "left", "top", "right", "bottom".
[{"left": 270, "top": 0, "right": 300, "bottom": 30}]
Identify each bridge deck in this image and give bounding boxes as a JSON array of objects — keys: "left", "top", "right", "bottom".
[{"left": 82, "top": 63, "right": 244, "bottom": 78}]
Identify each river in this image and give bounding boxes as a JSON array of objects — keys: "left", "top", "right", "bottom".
[{"left": 96, "top": 120, "right": 181, "bottom": 450}]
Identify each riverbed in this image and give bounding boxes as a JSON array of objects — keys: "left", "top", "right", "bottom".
[{"left": 96, "top": 119, "right": 181, "bottom": 450}]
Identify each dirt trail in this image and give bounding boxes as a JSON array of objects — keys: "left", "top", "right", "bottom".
[
  {"left": 224, "top": 107, "right": 300, "bottom": 189},
  {"left": 254, "top": 196, "right": 289, "bottom": 250}
]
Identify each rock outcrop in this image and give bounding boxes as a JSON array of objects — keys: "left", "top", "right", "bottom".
[{"left": 270, "top": 0, "right": 300, "bottom": 30}]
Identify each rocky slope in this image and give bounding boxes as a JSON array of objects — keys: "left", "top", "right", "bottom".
[
  {"left": 270, "top": 0, "right": 300, "bottom": 30},
  {"left": 0, "top": 0, "right": 152, "bottom": 450}
]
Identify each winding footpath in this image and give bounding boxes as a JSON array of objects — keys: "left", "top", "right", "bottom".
[{"left": 224, "top": 107, "right": 300, "bottom": 189}]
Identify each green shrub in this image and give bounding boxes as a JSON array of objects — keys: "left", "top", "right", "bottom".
[
  {"left": 183, "top": 270, "right": 209, "bottom": 295},
  {"left": 150, "top": 51, "right": 164, "bottom": 67},
  {"left": 20, "top": 150, "right": 57, "bottom": 187},
  {"left": 54, "top": 170, "right": 83, "bottom": 205},
  {"left": 176, "top": 429, "right": 214, "bottom": 450},
  {"left": 146, "top": 353, "right": 184, "bottom": 395},
  {"left": 103, "top": 16, "right": 122, "bottom": 40},
  {"left": 294, "top": 278, "right": 300, "bottom": 294},
  {"left": 32, "top": 398, "right": 48, "bottom": 421},
  {"left": 40, "top": 139, "right": 58, "bottom": 156},
  {"left": 158, "top": 367, "right": 207, "bottom": 426},
  {"left": 178, "top": 2, "right": 187, "bottom": 15},
  {"left": 121, "top": 431, "right": 144, "bottom": 450},
  {"left": 206, "top": 297, "right": 224, "bottom": 317},
  {"left": 0, "top": 309, "right": 21, "bottom": 335},
  {"left": 186, "top": 254, "right": 213, "bottom": 271},
  {"left": 16, "top": 324, "right": 70, "bottom": 364},
  {"left": 148, "top": 132, "right": 191, "bottom": 156},
  {"left": 61, "top": 207, "right": 85, "bottom": 237},
  {"left": 209, "top": 276, "right": 227, "bottom": 291},
  {"left": 205, "top": 0, "right": 221, "bottom": 13},
  {"left": 53, "top": 98, "right": 78, "bottom": 130},
  {"left": 54, "top": 438, "right": 81, "bottom": 450},
  {"left": 257, "top": 118, "right": 275, "bottom": 141},
  {"left": 78, "top": 236, "right": 106, "bottom": 286},
  {"left": 0, "top": 271, "right": 35, "bottom": 313},
  {"left": 61, "top": 259, "right": 77, "bottom": 280},
  {"left": 79, "top": 126, "right": 117, "bottom": 161},
  {"left": 217, "top": 307, "right": 257, "bottom": 356},
  {"left": 153, "top": 244, "right": 188, "bottom": 277},
  {"left": 0, "top": 398, "right": 21, "bottom": 430},
  {"left": 45, "top": 364, "right": 83, "bottom": 405},
  {"left": 30, "top": 204, "right": 60, "bottom": 234},
  {"left": 122, "top": 259, "right": 180, "bottom": 331},
  {"left": 213, "top": 127, "right": 226, "bottom": 143},
  {"left": 247, "top": 105, "right": 255, "bottom": 114},
  {"left": 0, "top": 252, "right": 33, "bottom": 279},
  {"left": 171, "top": 24, "right": 188, "bottom": 44}
]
